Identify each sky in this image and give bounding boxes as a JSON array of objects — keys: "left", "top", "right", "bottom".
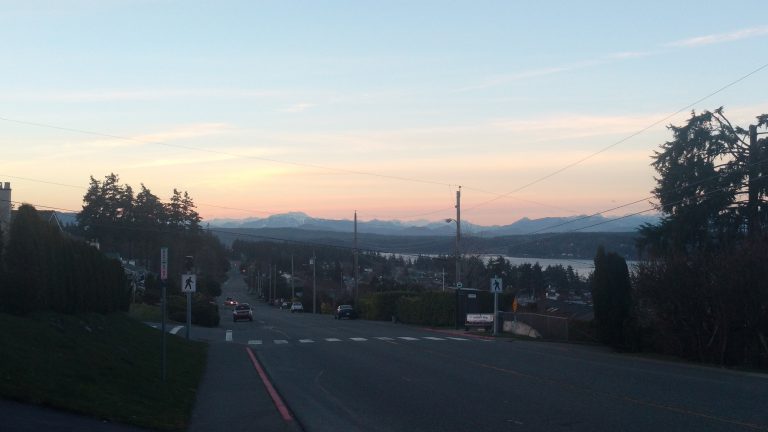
[{"left": 1, "top": 0, "right": 767, "bottom": 227}]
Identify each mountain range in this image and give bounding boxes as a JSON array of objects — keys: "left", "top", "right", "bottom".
[{"left": 206, "top": 212, "right": 659, "bottom": 236}]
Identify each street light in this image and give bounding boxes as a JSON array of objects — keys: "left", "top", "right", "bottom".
[{"left": 446, "top": 218, "right": 460, "bottom": 287}]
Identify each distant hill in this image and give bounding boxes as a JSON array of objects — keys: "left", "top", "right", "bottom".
[
  {"left": 207, "top": 212, "right": 659, "bottom": 236},
  {"left": 211, "top": 227, "right": 641, "bottom": 260}
]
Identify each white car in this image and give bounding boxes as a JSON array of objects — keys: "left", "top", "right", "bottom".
[{"left": 290, "top": 302, "right": 304, "bottom": 313}]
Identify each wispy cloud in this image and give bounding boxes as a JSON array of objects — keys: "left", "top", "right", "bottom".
[
  {"left": 455, "top": 61, "right": 601, "bottom": 92},
  {"left": 133, "top": 123, "right": 233, "bottom": 144},
  {"left": 606, "top": 51, "right": 655, "bottom": 60},
  {"left": 456, "top": 25, "right": 768, "bottom": 93},
  {"left": 667, "top": 26, "right": 768, "bottom": 48},
  {"left": 278, "top": 102, "right": 316, "bottom": 113},
  {"left": 0, "top": 88, "right": 288, "bottom": 103},
  {"left": 490, "top": 112, "right": 679, "bottom": 139},
  {"left": 39, "top": 123, "right": 234, "bottom": 159},
  {"left": 126, "top": 154, "right": 237, "bottom": 169}
]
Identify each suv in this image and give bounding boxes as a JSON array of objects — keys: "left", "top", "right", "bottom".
[
  {"left": 233, "top": 303, "right": 253, "bottom": 322},
  {"left": 290, "top": 302, "right": 304, "bottom": 313}
]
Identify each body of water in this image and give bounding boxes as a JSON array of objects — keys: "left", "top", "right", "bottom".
[{"left": 390, "top": 253, "right": 639, "bottom": 277}]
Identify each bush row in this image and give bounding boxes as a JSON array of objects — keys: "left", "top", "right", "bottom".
[
  {"left": 359, "top": 290, "right": 519, "bottom": 327},
  {"left": 168, "top": 294, "right": 220, "bottom": 327},
  {"left": 0, "top": 205, "right": 130, "bottom": 315}
]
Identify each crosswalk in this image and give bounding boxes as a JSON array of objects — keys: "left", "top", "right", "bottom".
[{"left": 229, "top": 335, "right": 478, "bottom": 345}]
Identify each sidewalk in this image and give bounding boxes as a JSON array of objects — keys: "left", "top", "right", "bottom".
[{"left": 187, "top": 341, "right": 301, "bottom": 432}]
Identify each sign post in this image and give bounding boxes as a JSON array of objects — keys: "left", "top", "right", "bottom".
[
  {"left": 160, "top": 247, "right": 168, "bottom": 381},
  {"left": 490, "top": 277, "right": 502, "bottom": 336},
  {"left": 181, "top": 273, "right": 196, "bottom": 340}
]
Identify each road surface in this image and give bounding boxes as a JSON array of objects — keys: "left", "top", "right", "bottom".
[{"left": 202, "top": 271, "right": 768, "bottom": 432}]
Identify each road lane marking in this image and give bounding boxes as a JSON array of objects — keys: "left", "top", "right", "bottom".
[
  {"left": 423, "top": 337, "right": 445, "bottom": 340},
  {"left": 248, "top": 340, "right": 262, "bottom": 345},
  {"left": 245, "top": 347, "right": 294, "bottom": 422},
  {"left": 299, "top": 339, "right": 314, "bottom": 343},
  {"left": 170, "top": 325, "right": 183, "bottom": 335},
  {"left": 225, "top": 330, "right": 233, "bottom": 342},
  {"left": 446, "top": 337, "right": 469, "bottom": 341},
  {"left": 376, "top": 337, "right": 395, "bottom": 341},
  {"left": 350, "top": 337, "right": 367, "bottom": 342},
  {"left": 325, "top": 338, "right": 342, "bottom": 342},
  {"left": 398, "top": 337, "right": 419, "bottom": 341},
  {"left": 274, "top": 340, "right": 288, "bottom": 344}
]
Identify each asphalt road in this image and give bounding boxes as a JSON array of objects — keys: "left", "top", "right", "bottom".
[{"left": 209, "top": 272, "right": 768, "bottom": 432}]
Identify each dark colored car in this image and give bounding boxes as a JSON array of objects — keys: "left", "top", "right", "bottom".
[
  {"left": 224, "top": 297, "right": 237, "bottom": 307},
  {"left": 233, "top": 303, "right": 253, "bottom": 322},
  {"left": 335, "top": 305, "right": 357, "bottom": 320}
]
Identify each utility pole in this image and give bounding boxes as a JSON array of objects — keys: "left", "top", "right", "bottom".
[
  {"left": 354, "top": 211, "right": 359, "bottom": 305},
  {"left": 291, "top": 255, "right": 295, "bottom": 299},
  {"left": 160, "top": 247, "right": 168, "bottom": 381},
  {"left": 455, "top": 187, "right": 461, "bottom": 287},
  {"left": 442, "top": 267, "right": 445, "bottom": 292},
  {"left": 312, "top": 250, "right": 317, "bottom": 314},
  {"left": 748, "top": 124, "right": 760, "bottom": 237}
]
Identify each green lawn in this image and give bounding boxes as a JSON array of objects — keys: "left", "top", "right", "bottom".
[
  {"left": 0, "top": 312, "right": 208, "bottom": 431},
  {"left": 128, "top": 302, "right": 164, "bottom": 322}
]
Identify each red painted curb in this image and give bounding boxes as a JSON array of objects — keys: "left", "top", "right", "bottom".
[{"left": 245, "top": 347, "right": 294, "bottom": 422}]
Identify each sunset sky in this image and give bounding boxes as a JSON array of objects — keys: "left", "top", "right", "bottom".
[{"left": 1, "top": 1, "right": 767, "bottom": 227}]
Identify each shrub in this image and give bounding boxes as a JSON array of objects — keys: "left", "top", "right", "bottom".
[
  {"left": 358, "top": 291, "right": 416, "bottom": 321},
  {"left": 395, "top": 292, "right": 455, "bottom": 326},
  {"left": 167, "top": 294, "right": 219, "bottom": 327}
]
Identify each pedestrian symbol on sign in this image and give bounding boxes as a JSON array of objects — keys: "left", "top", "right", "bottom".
[
  {"left": 490, "top": 277, "right": 502, "bottom": 293},
  {"left": 181, "top": 274, "right": 196, "bottom": 293}
]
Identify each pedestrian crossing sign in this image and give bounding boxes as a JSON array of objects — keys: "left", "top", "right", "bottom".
[{"left": 181, "top": 274, "right": 196, "bottom": 293}]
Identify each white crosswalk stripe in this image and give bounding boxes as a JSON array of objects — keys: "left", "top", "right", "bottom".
[{"left": 241, "top": 335, "right": 476, "bottom": 346}]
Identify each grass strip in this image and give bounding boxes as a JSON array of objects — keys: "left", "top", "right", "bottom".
[{"left": 0, "top": 312, "right": 207, "bottom": 431}]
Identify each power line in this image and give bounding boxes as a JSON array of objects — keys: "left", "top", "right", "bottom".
[
  {"left": 2, "top": 61, "right": 765, "bottom": 229},
  {"left": 0, "top": 115, "right": 453, "bottom": 188},
  {"left": 463, "top": 61, "right": 768, "bottom": 213}
]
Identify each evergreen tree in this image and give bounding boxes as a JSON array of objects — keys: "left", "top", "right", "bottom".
[
  {"left": 592, "top": 246, "right": 632, "bottom": 348},
  {"left": 3, "top": 205, "right": 53, "bottom": 314},
  {"left": 641, "top": 109, "right": 768, "bottom": 254}
]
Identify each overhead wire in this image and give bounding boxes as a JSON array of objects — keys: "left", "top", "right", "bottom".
[
  {"left": 462, "top": 60, "right": 768, "bottom": 214},
  {"left": 1, "top": 61, "right": 765, "bottom": 244}
]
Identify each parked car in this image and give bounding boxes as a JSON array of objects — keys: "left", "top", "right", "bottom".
[
  {"left": 224, "top": 297, "right": 237, "bottom": 307},
  {"left": 280, "top": 301, "right": 290, "bottom": 310},
  {"left": 290, "top": 302, "right": 304, "bottom": 313},
  {"left": 233, "top": 303, "right": 253, "bottom": 322},
  {"left": 335, "top": 305, "right": 357, "bottom": 320}
]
